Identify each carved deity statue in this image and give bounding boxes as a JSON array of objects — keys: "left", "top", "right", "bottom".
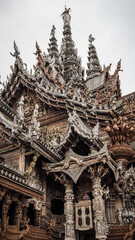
[{"left": 117, "top": 208, "right": 123, "bottom": 225}]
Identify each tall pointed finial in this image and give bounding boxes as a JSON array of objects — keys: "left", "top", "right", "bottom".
[
  {"left": 10, "top": 41, "right": 24, "bottom": 69},
  {"left": 89, "top": 34, "right": 95, "bottom": 44},
  {"left": 61, "top": 6, "right": 71, "bottom": 25},
  {"left": 10, "top": 41, "right": 20, "bottom": 58},
  {"left": 35, "top": 41, "right": 42, "bottom": 55},
  {"left": 50, "top": 25, "right": 56, "bottom": 37}
]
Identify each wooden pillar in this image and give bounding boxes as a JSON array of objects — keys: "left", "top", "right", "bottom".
[
  {"left": 92, "top": 177, "right": 107, "bottom": 240},
  {"left": 16, "top": 202, "right": 23, "bottom": 231},
  {"left": 2, "top": 202, "right": 9, "bottom": 231},
  {"left": 41, "top": 172, "right": 47, "bottom": 229},
  {"left": 22, "top": 205, "right": 27, "bottom": 222},
  {"left": 2, "top": 194, "right": 11, "bottom": 231},
  {"left": 34, "top": 210, "right": 41, "bottom": 226},
  {"left": 64, "top": 180, "right": 75, "bottom": 240}
]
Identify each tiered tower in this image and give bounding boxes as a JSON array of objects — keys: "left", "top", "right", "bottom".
[
  {"left": 47, "top": 25, "right": 61, "bottom": 71},
  {"left": 60, "top": 7, "right": 83, "bottom": 83},
  {"left": 86, "top": 34, "right": 102, "bottom": 80}
]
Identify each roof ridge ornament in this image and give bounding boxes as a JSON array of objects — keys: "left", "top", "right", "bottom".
[
  {"left": 10, "top": 41, "right": 24, "bottom": 69},
  {"left": 67, "top": 110, "right": 92, "bottom": 139},
  {"left": 89, "top": 34, "right": 95, "bottom": 44},
  {"left": 50, "top": 25, "right": 56, "bottom": 37},
  {"left": 10, "top": 41, "right": 20, "bottom": 57}
]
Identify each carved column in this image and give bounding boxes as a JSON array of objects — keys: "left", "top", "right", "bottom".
[
  {"left": 89, "top": 165, "right": 108, "bottom": 240},
  {"left": 64, "top": 180, "right": 75, "bottom": 240},
  {"left": 22, "top": 205, "right": 27, "bottom": 221},
  {"left": 2, "top": 203, "right": 9, "bottom": 231},
  {"left": 2, "top": 194, "right": 11, "bottom": 231},
  {"left": 92, "top": 177, "right": 107, "bottom": 240},
  {"left": 41, "top": 172, "right": 47, "bottom": 229},
  {"left": 34, "top": 210, "right": 41, "bottom": 226},
  {"left": 16, "top": 202, "right": 23, "bottom": 231}
]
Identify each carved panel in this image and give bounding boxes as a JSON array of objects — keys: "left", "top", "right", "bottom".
[
  {"left": 75, "top": 200, "right": 93, "bottom": 231},
  {"left": 105, "top": 189, "right": 117, "bottom": 224}
]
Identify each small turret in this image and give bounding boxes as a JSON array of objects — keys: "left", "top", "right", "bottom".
[
  {"left": 47, "top": 25, "right": 61, "bottom": 70},
  {"left": 86, "top": 34, "right": 102, "bottom": 79}
]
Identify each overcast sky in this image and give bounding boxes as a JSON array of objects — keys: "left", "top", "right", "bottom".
[{"left": 0, "top": 0, "right": 135, "bottom": 96}]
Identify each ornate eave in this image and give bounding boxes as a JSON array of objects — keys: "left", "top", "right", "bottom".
[
  {"left": 0, "top": 163, "right": 43, "bottom": 199},
  {"left": 0, "top": 98, "right": 15, "bottom": 119},
  {"left": 1, "top": 68, "right": 115, "bottom": 126},
  {"left": 116, "top": 91, "right": 135, "bottom": 116},
  {"left": 58, "top": 111, "right": 103, "bottom": 156},
  {"left": 0, "top": 107, "right": 60, "bottom": 163},
  {"left": 44, "top": 143, "right": 118, "bottom": 183}
]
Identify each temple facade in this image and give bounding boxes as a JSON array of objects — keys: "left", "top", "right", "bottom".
[{"left": 0, "top": 7, "right": 134, "bottom": 240}]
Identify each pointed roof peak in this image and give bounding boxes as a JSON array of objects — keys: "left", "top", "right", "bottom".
[{"left": 89, "top": 34, "right": 95, "bottom": 44}]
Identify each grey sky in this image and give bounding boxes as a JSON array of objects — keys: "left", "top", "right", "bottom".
[{"left": 0, "top": 0, "right": 135, "bottom": 96}]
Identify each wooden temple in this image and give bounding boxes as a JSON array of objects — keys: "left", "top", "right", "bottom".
[{"left": 0, "top": 7, "right": 134, "bottom": 240}]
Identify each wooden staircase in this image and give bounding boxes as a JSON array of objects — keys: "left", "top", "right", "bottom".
[
  {"left": 23, "top": 226, "right": 49, "bottom": 240},
  {"left": 0, "top": 225, "right": 49, "bottom": 240},
  {"left": 108, "top": 223, "right": 135, "bottom": 240}
]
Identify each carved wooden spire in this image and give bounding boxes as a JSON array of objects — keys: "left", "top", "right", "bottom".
[
  {"left": 86, "top": 34, "right": 102, "bottom": 79},
  {"left": 47, "top": 25, "right": 61, "bottom": 70},
  {"left": 60, "top": 7, "right": 83, "bottom": 83}
]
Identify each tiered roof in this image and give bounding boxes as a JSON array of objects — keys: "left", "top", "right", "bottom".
[{"left": 0, "top": 7, "right": 134, "bottom": 162}]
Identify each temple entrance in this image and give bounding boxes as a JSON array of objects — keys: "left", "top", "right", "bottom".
[
  {"left": 79, "top": 230, "right": 96, "bottom": 240},
  {"left": 8, "top": 201, "right": 17, "bottom": 225},
  {"left": 27, "top": 203, "right": 35, "bottom": 225}
]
